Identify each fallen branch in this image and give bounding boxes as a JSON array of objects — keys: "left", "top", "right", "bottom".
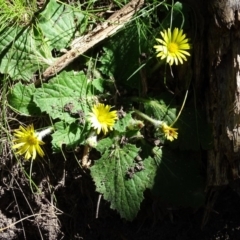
[{"left": 36, "top": 0, "right": 144, "bottom": 85}]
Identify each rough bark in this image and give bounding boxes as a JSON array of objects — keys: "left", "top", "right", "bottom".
[
  {"left": 207, "top": 0, "right": 240, "bottom": 186},
  {"left": 183, "top": 0, "right": 240, "bottom": 188}
]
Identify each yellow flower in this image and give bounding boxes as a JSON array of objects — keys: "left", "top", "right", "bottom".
[
  {"left": 12, "top": 124, "right": 45, "bottom": 160},
  {"left": 88, "top": 103, "right": 118, "bottom": 135},
  {"left": 161, "top": 122, "right": 178, "bottom": 141},
  {"left": 154, "top": 28, "right": 191, "bottom": 65}
]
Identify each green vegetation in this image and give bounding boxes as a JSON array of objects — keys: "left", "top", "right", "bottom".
[{"left": 0, "top": 0, "right": 211, "bottom": 226}]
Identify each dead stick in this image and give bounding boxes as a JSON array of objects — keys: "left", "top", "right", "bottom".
[
  {"left": 0, "top": 213, "right": 48, "bottom": 232},
  {"left": 82, "top": 144, "right": 91, "bottom": 168},
  {"left": 35, "top": 0, "right": 144, "bottom": 85}
]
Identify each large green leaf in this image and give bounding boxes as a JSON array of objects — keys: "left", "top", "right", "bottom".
[
  {"left": 8, "top": 82, "right": 41, "bottom": 116},
  {"left": 0, "top": 0, "right": 85, "bottom": 81},
  {"left": 33, "top": 71, "right": 94, "bottom": 122},
  {"left": 91, "top": 143, "right": 155, "bottom": 221},
  {"left": 51, "top": 121, "right": 87, "bottom": 152},
  {"left": 0, "top": 27, "right": 54, "bottom": 80},
  {"left": 0, "top": 26, "right": 21, "bottom": 52},
  {"left": 38, "top": 0, "right": 85, "bottom": 49}
]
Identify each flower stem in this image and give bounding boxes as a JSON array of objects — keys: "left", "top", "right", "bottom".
[
  {"left": 37, "top": 127, "right": 54, "bottom": 140},
  {"left": 171, "top": 89, "right": 189, "bottom": 127},
  {"left": 134, "top": 109, "right": 162, "bottom": 128},
  {"left": 82, "top": 145, "right": 91, "bottom": 168}
]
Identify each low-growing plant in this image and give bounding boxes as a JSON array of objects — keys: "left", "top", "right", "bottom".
[{"left": 1, "top": 0, "right": 211, "bottom": 222}]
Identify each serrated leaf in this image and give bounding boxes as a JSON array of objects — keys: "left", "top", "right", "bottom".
[
  {"left": 51, "top": 121, "right": 86, "bottom": 152},
  {"left": 96, "top": 138, "right": 113, "bottom": 154},
  {"left": 114, "top": 113, "right": 133, "bottom": 133},
  {"left": 143, "top": 97, "right": 177, "bottom": 124},
  {"left": 38, "top": 0, "right": 85, "bottom": 49},
  {"left": 99, "top": 47, "right": 114, "bottom": 76},
  {"left": 8, "top": 82, "right": 41, "bottom": 116},
  {"left": 151, "top": 147, "right": 205, "bottom": 208},
  {"left": 34, "top": 71, "right": 94, "bottom": 122},
  {"left": 91, "top": 143, "right": 154, "bottom": 221}
]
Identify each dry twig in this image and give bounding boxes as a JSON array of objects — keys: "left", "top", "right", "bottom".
[{"left": 35, "top": 0, "right": 144, "bottom": 85}]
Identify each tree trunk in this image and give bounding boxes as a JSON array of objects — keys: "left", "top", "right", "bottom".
[
  {"left": 186, "top": 0, "right": 240, "bottom": 187},
  {"left": 206, "top": 0, "right": 240, "bottom": 186}
]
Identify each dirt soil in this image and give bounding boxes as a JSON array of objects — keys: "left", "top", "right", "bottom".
[{"left": 1, "top": 145, "right": 240, "bottom": 240}]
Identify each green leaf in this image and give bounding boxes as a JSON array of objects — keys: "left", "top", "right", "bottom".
[
  {"left": 114, "top": 113, "right": 134, "bottom": 133},
  {"left": 0, "top": 26, "right": 21, "bottom": 52},
  {"left": 38, "top": 0, "right": 85, "bottom": 49},
  {"left": 99, "top": 47, "right": 114, "bottom": 76},
  {"left": 51, "top": 121, "right": 86, "bottom": 152},
  {"left": 91, "top": 143, "right": 154, "bottom": 220},
  {"left": 99, "top": 24, "right": 150, "bottom": 89},
  {"left": 159, "top": 2, "right": 187, "bottom": 30},
  {"left": 151, "top": 147, "right": 205, "bottom": 208},
  {"left": 33, "top": 71, "right": 94, "bottom": 122},
  {"left": 91, "top": 78, "right": 104, "bottom": 93},
  {"left": 141, "top": 97, "right": 212, "bottom": 150},
  {"left": 0, "top": 0, "right": 85, "bottom": 80},
  {"left": 8, "top": 82, "right": 41, "bottom": 116},
  {"left": 143, "top": 97, "right": 177, "bottom": 124},
  {"left": 0, "top": 27, "right": 54, "bottom": 81},
  {"left": 96, "top": 138, "right": 113, "bottom": 154}
]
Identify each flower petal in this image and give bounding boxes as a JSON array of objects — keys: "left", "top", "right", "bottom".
[
  {"left": 12, "top": 124, "right": 45, "bottom": 160},
  {"left": 154, "top": 28, "right": 191, "bottom": 65},
  {"left": 88, "top": 103, "right": 118, "bottom": 135}
]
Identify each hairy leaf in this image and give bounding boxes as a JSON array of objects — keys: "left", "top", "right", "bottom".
[
  {"left": 38, "top": 0, "right": 85, "bottom": 49},
  {"left": 8, "top": 82, "right": 41, "bottom": 116},
  {"left": 33, "top": 71, "right": 94, "bottom": 122},
  {"left": 114, "top": 113, "right": 134, "bottom": 133},
  {"left": 142, "top": 97, "right": 177, "bottom": 124},
  {"left": 51, "top": 121, "right": 87, "bottom": 152},
  {"left": 91, "top": 143, "right": 155, "bottom": 220}
]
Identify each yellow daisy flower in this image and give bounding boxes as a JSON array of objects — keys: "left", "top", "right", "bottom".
[
  {"left": 154, "top": 28, "right": 191, "bottom": 65},
  {"left": 12, "top": 124, "right": 45, "bottom": 160},
  {"left": 88, "top": 103, "right": 118, "bottom": 135},
  {"left": 161, "top": 122, "right": 178, "bottom": 141}
]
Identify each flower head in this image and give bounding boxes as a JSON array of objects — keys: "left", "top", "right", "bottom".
[
  {"left": 161, "top": 122, "right": 178, "bottom": 141},
  {"left": 88, "top": 103, "right": 118, "bottom": 135},
  {"left": 154, "top": 28, "right": 191, "bottom": 65},
  {"left": 12, "top": 124, "right": 45, "bottom": 160}
]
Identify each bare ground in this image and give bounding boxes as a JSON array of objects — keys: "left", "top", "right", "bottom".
[{"left": 1, "top": 144, "right": 240, "bottom": 240}]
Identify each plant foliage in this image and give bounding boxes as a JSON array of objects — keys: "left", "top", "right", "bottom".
[{"left": 4, "top": 0, "right": 211, "bottom": 221}]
